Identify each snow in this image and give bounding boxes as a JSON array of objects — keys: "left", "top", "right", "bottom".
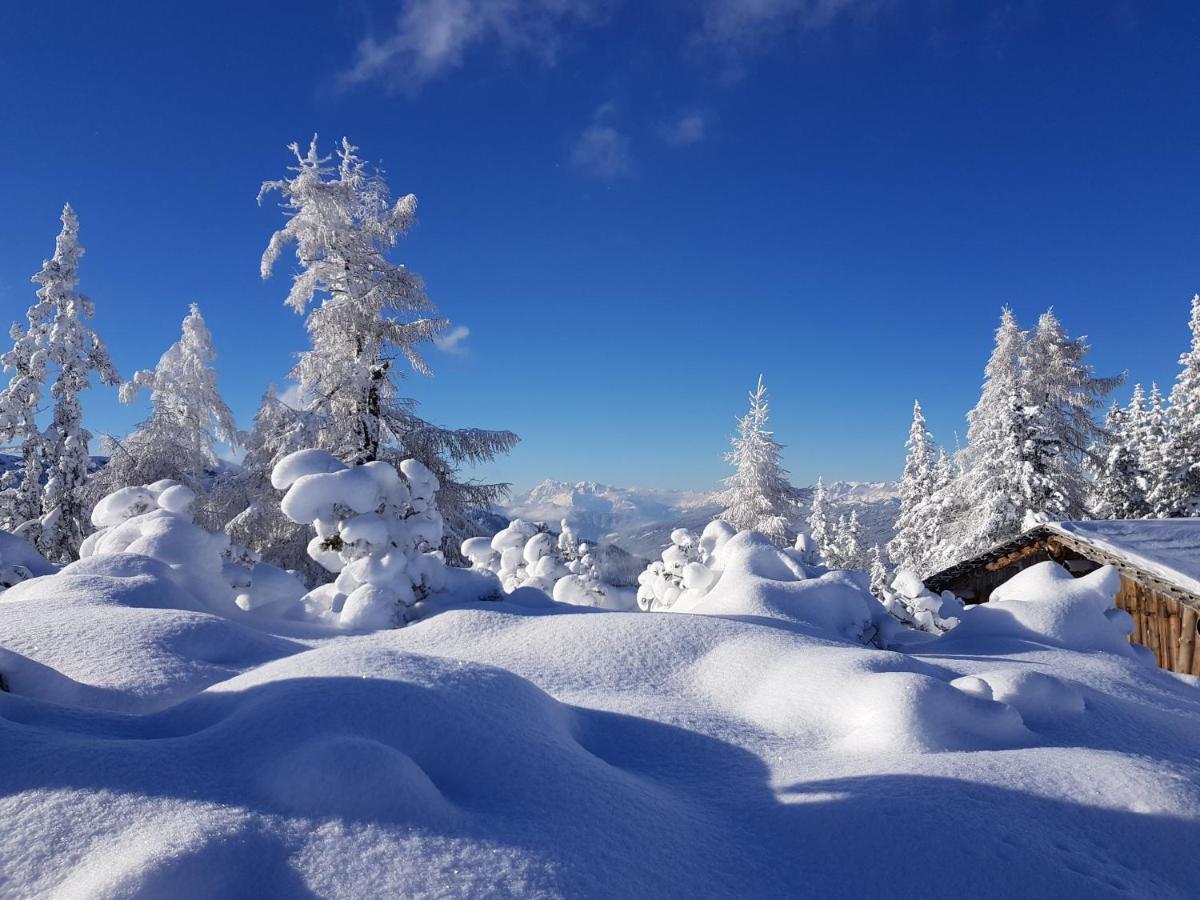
[
  {"left": 1049, "top": 518, "right": 1200, "bottom": 597},
  {"left": 2, "top": 530, "right": 1200, "bottom": 896}
]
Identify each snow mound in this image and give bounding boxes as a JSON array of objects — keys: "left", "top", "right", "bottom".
[
  {"left": 952, "top": 669, "right": 1086, "bottom": 727},
  {"left": 0, "top": 530, "right": 56, "bottom": 590},
  {"left": 943, "top": 562, "right": 1137, "bottom": 657},
  {"left": 674, "top": 531, "right": 877, "bottom": 642}
]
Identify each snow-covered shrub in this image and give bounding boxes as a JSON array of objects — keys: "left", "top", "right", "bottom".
[
  {"left": 637, "top": 521, "right": 735, "bottom": 611},
  {"left": 552, "top": 520, "right": 609, "bottom": 607},
  {"left": 80, "top": 479, "right": 235, "bottom": 611},
  {"left": 461, "top": 517, "right": 615, "bottom": 607},
  {"left": 875, "top": 569, "right": 963, "bottom": 635},
  {"left": 272, "top": 449, "right": 448, "bottom": 629}
]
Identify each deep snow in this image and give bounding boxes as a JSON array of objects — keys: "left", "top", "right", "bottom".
[{"left": 1, "top": 533, "right": 1200, "bottom": 897}]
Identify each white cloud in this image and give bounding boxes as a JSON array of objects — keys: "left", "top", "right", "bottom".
[
  {"left": 571, "top": 103, "right": 633, "bottom": 180},
  {"left": 659, "top": 111, "right": 708, "bottom": 146},
  {"left": 433, "top": 323, "right": 471, "bottom": 352},
  {"left": 341, "top": 0, "right": 611, "bottom": 93}
]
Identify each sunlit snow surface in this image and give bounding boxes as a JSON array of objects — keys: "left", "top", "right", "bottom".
[{"left": 2, "top": 542, "right": 1200, "bottom": 898}]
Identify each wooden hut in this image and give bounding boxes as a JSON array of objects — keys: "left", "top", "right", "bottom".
[{"left": 924, "top": 519, "right": 1200, "bottom": 675}]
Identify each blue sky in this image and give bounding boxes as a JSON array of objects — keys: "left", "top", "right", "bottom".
[{"left": 1, "top": 1, "right": 1198, "bottom": 494}]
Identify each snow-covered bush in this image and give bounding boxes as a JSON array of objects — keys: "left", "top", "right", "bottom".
[
  {"left": 461, "top": 517, "right": 614, "bottom": 607},
  {"left": 637, "top": 521, "right": 735, "bottom": 611},
  {"left": 876, "top": 569, "right": 963, "bottom": 635},
  {"left": 552, "top": 520, "right": 609, "bottom": 607},
  {"left": 272, "top": 449, "right": 448, "bottom": 629}
]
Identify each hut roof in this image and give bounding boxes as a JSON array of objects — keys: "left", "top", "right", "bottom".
[{"left": 926, "top": 519, "right": 1200, "bottom": 603}]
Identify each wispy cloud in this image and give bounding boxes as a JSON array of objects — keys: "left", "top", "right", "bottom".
[
  {"left": 341, "top": 0, "right": 612, "bottom": 93},
  {"left": 659, "top": 111, "right": 708, "bottom": 146},
  {"left": 571, "top": 102, "right": 633, "bottom": 181},
  {"left": 697, "top": 0, "right": 887, "bottom": 48},
  {"left": 433, "top": 323, "right": 471, "bottom": 352},
  {"left": 277, "top": 381, "right": 306, "bottom": 410}
]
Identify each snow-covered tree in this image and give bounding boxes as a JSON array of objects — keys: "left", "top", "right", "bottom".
[
  {"left": 1021, "top": 309, "right": 1122, "bottom": 521},
  {"left": 807, "top": 476, "right": 832, "bottom": 560},
  {"left": 12, "top": 206, "right": 120, "bottom": 561},
  {"left": 958, "top": 308, "right": 1029, "bottom": 554},
  {"left": 255, "top": 137, "right": 517, "bottom": 562},
  {"left": 1142, "top": 383, "right": 1186, "bottom": 517},
  {"left": 0, "top": 275, "right": 55, "bottom": 533},
  {"left": 1089, "top": 401, "right": 1148, "bottom": 519},
  {"left": 1170, "top": 294, "right": 1200, "bottom": 513},
  {"left": 717, "top": 375, "right": 796, "bottom": 547},
  {"left": 95, "top": 304, "right": 239, "bottom": 507},
  {"left": 868, "top": 544, "right": 890, "bottom": 599},
  {"left": 826, "top": 510, "right": 865, "bottom": 570},
  {"left": 888, "top": 400, "right": 940, "bottom": 573}
]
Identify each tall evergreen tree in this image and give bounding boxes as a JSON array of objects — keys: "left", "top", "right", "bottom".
[
  {"left": 0, "top": 276, "right": 55, "bottom": 533},
  {"left": 253, "top": 137, "right": 518, "bottom": 561},
  {"left": 1143, "top": 383, "right": 1186, "bottom": 517},
  {"left": 717, "top": 375, "right": 796, "bottom": 547},
  {"left": 96, "top": 304, "right": 239, "bottom": 506},
  {"left": 1089, "top": 401, "right": 1148, "bottom": 519},
  {"left": 888, "top": 400, "right": 939, "bottom": 573},
  {"left": 959, "top": 308, "right": 1030, "bottom": 553},
  {"left": 28, "top": 206, "right": 120, "bottom": 560},
  {"left": 1169, "top": 293, "right": 1200, "bottom": 513},
  {"left": 808, "top": 476, "right": 832, "bottom": 560},
  {"left": 1021, "top": 309, "right": 1123, "bottom": 520}
]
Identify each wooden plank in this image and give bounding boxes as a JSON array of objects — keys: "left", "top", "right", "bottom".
[
  {"left": 1179, "top": 608, "right": 1198, "bottom": 674},
  {"left": 1168, "top": 600, "right": 1183, "bottom": 673}
]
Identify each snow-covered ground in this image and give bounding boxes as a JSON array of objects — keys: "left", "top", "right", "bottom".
[{"left": 2, "top": 526, "right": 1199, "bottom": 897}]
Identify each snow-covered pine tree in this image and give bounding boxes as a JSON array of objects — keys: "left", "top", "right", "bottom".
[
  {"left": 1089, "top": 401, "right": 1148, "bottom": 519},
  {"left": 827, "top": 510, "right": 864, "bottom": 570},
  {"left": 1143, "top": 383, "right": 1187, "bottom": 517},
  {"left": 1169, "top": 294, "right": 1200, "bottom": 514},
  {"left": 958, "top": 308, "right": 1030, "bottom": 555},
  {"left": 868, "top": 544, "right": 890, "bottom": 599},
  {"left": 0, "top": 280, "right": 55, "bottom": 533},
  {"left": 28, "top": 205, "right": 121, "bottom": 561},
  {"left": 96, "top": 304, "right": 239, "bottom": 508},
  {"left": 1021, "top": 309, "right": 1123, "bottom": 521},
  {"left": 888, "top": 400, "right": 939, "bottom": 573},
  {"left": 807, "top": 476, "right": 832, "bottom": 560},
  {"left": 716, "top": 375, "right": 797, "bottom": 547},
  {"left": 255, "top": 137, "right": 518, "bottom": 562}
]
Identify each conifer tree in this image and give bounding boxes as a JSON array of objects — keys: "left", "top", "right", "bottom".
[
  {"left": 1089, "top": 401, "right": 1148, "bottom": 519},
  {"left": 868, "top": 544, "right": 890, "bottom": 599},
  {"left": 96, "top": 304, "right": 239, "bottom": 504},
  {"left": 0, "top": 282, "right": 55, "bottom": 532},
  {"left": 254, "top": 137, "right": 518, "bottom": 561},
  {"left": 1169, "top": 293, "right": 1200, "bottom": 513},
  {"left": 888, "top": 400, "right": 939, "bottom": 573},
  {"left": 717, "top": 375, "right": 796, "bottom": 547},
  {"left": 808, "top": 476, "right": 832, "bottom": 560},
  {"left": 1143, "top": 383, "right": 1186, "bottom": 517},
  {"left": 27, "top": 206, "right": 120, "bottom": 560}
]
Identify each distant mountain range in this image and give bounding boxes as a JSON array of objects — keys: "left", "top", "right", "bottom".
[{"left": 502, "top": 479, "right": 901, "bottom": 560}]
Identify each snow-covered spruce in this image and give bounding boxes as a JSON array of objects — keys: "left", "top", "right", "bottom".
[
  {"left": 271, "top": 449, "right": 450, "bottom": 629},
  {"left": 717, "top": 375, "right": 797, "bottom": 547},
  {"left": 95, "top": 303, "right": 239, "bottom": 523},
  {"left": 252, "top": 137, "right": 517, "bottom": 564},
  {"left": 0, "top": 206, "right": 120, "bottom": 561}
]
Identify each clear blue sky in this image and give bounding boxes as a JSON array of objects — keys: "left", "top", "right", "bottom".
[{"left": 1, "top": 1, "right": 1197, "bottom": 493}]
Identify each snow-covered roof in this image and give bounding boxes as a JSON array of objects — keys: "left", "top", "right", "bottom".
[{"left": 1045, "top": 519, "right": 1200, "bottom": 598}]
